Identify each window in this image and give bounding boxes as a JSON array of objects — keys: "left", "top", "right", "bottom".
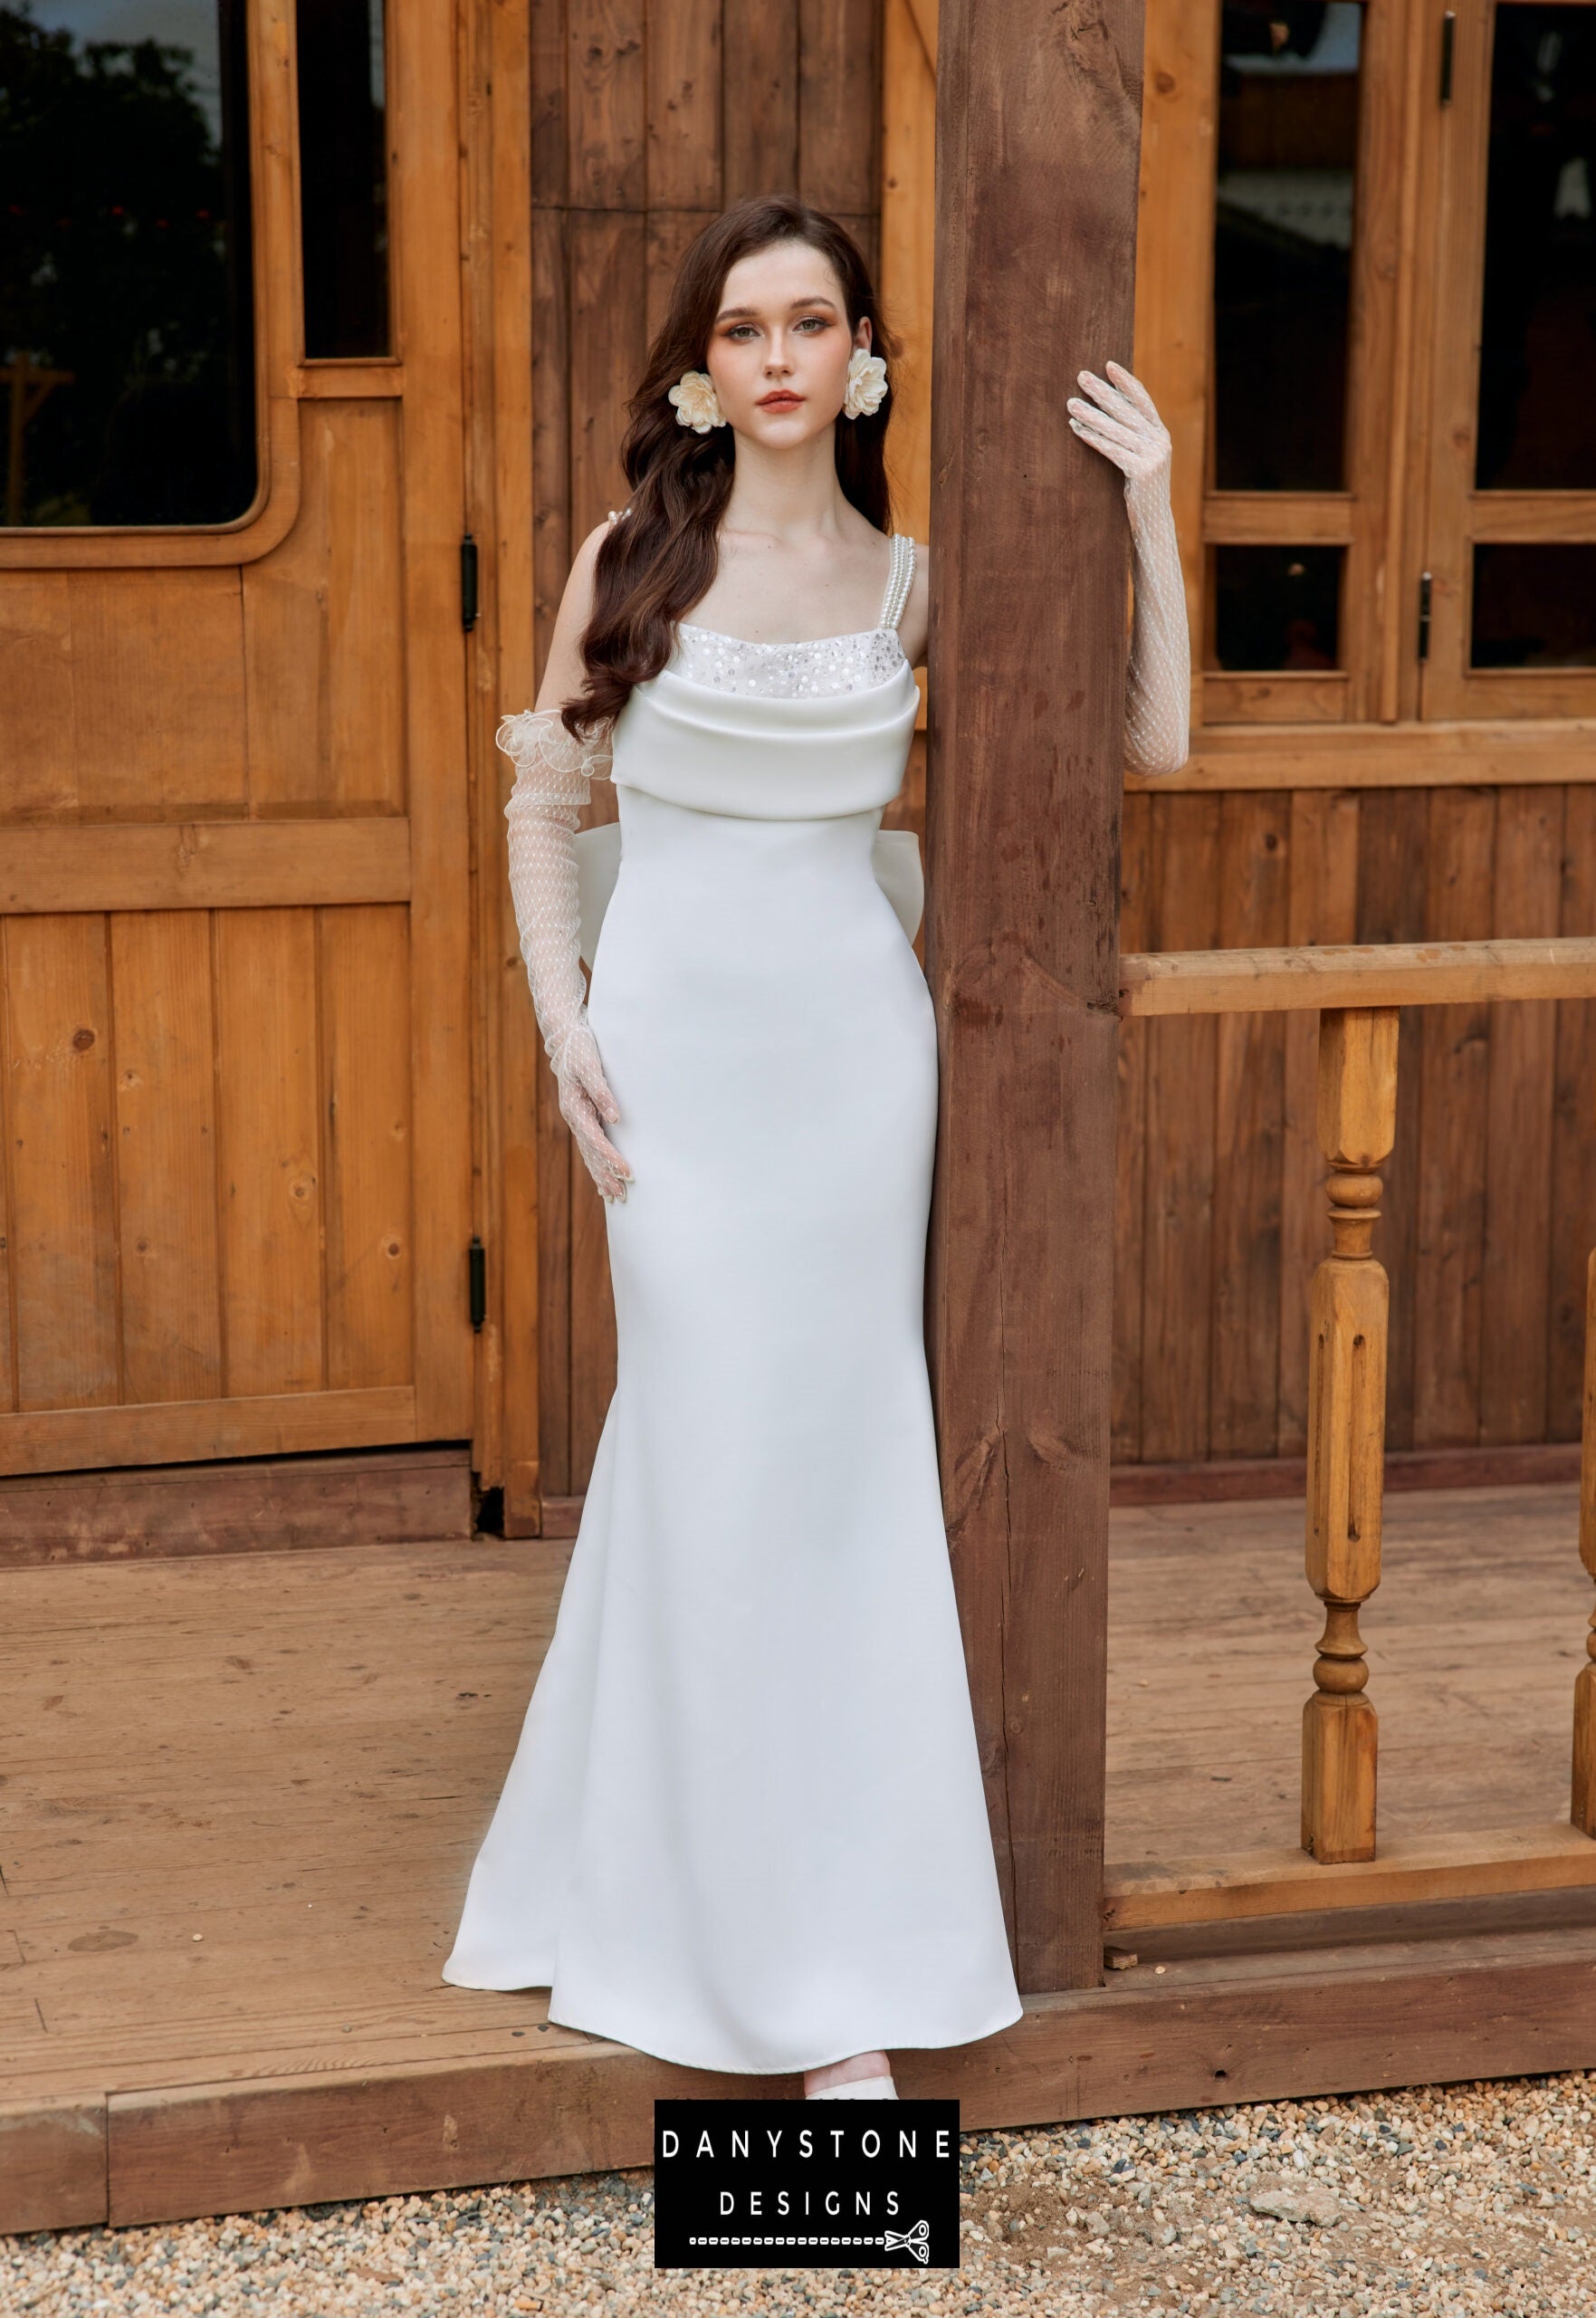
[
  {"left": 0, "top": 0, "right": 254, "bottom": 528},
  {"left": 1213, "top": 0, "right": 1364, "bottom": 493},
  {"left": 296, "top": 0, "right": 390, "bottom": 359},
  {"left": 1180, "top": 0, "right": 1596, "bottom": 734}
]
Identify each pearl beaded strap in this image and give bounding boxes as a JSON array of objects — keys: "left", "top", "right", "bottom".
[{"left": 878, "top": 532, "right": 916, "bottom": 633}]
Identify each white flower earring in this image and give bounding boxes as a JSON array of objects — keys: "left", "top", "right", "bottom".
[
  {"left": 844, "top": 347, "right": 888, "bottom": 420},
  {"left": 667, "top": 369, "right": 726, "bottom": 432}
]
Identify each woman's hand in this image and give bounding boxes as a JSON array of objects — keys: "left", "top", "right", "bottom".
[
  {"left": 553, "top": 1015, "right": 634, "bottom": 1202},
  {"left": 1066, "top": 361, "right": 1171, "bottom": 500}
]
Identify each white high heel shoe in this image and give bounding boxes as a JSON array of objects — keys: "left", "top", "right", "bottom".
[{"left": 807, "top": 2074, "right": 899, "bottom": 2100}]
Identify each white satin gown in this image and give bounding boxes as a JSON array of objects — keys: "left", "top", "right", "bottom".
[{"left": 441, "top": 536, "right": 1025, "bottom": 2075}]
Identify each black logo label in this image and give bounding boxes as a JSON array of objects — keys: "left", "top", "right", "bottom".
[{"left": 653, "top": 2098, "right": 960, "bottom": 2268}]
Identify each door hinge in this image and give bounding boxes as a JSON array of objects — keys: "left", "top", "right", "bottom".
[
  {"left": 1418, "top": 570, "right": 1432, "bottom": 661},
  {"left": 469, "top": 1235, "right": 486, "bottom": 1331},
  {"left": 1439, "top": 11, "right": 1456, "bottom": 103},
  {"left": 461, "top": 532, "right": 479, "bottom": 632}
]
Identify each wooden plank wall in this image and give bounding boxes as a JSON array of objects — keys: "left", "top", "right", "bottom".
[
  {"left": 1112, "top": 785, "right": 1596, "bottom": 1467},
  {"left": 530, "top": 0, "right": 883, "bottom": 1495}
]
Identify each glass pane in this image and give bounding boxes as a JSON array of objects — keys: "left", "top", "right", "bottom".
[
  {"left": 297, "top": 0, "right": 389, "bottom": 359},
  {"left": 1212, "top": 544, "right": 1343, "bottom": 669},
  {"left": 1, "top": 1, "right": 254, "bottom": 527},
  {"left": 1472, "top": 544, "right": 1596, "bottom": 666},
  {"left": 1476, "top": 5, "right": 1596, "bottom": 489},
  {"left": 1214, "top": 0, "right": 1363, "bottom": 492}
]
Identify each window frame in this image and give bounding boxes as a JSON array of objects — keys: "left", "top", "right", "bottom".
[
  {"left": 0, "top": 0, "right": 400, "bottom": 571},
  {"left": 1419, "top": 0, "right": 1596, "bottom": 720},
  {"left": 1133, "top": 0, "right": 1596, "bottom": 764}
]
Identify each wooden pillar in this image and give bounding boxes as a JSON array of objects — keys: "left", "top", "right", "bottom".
[
  {"left": 1302, "top": 1008, "right": 1398, "bottom": 1865},
  {"left": 925, "top": 0, "right": 1143, "bottom": 1991},
  {"left": 1572, "top": 1250, "right": 1596, "bottom": 1832}
]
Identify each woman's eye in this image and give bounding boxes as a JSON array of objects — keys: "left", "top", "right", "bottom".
[{"left": 726, "top": 324, "right": 759, "bottom": 341}]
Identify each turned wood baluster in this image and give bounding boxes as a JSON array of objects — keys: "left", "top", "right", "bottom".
[
  {"left": 1572, "top": 1250, "right": 1596, "bottom": 1834},
  {"left": 1303, "top": 1007, "right": 1399, "bottom": 1865}
]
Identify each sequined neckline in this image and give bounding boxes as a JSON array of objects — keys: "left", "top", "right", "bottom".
[
  {"left": 677, "top": 620, "right": 899, "bottom": 651},
  {"left": 668, "top": 620, "right": 909, "bottom": 702}
]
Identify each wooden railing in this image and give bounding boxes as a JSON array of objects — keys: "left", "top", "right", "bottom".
[{"left": 1118, "top": 937, "right": 1596, "bottom": 1876}]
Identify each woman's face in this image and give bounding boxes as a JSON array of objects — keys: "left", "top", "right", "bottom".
[{"left": 704, "top": 240, "right": 871, "bottom": 450}]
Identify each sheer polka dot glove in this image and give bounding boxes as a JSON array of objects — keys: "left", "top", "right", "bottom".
[
  {"left": 1067, "top": 360, "right": 1192, "bottom": 776},
  {"left": 500, "top": 709, "right": 634, "bottom": 1203}
]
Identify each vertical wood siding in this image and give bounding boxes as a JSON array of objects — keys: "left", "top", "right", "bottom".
[
  {"left": 1109, "top": 784, "right": 1596, "bottom": 1466},
  {"left": 0, "top": 904, "right": 414, "bottom": 1421},
  {"left": 530, "top": 0, "right": 882, "bottom": 1493}
]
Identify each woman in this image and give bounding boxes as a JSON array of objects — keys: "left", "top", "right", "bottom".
[{"left": 441, "top": 196, "right": 1189, "bottom": 2099}]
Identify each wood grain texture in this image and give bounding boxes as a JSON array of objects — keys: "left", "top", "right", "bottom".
[
  {"left": 1, "top": 821, "right": 411, "bottom": 915},
  {"left": 1107, "top": 1482, "right": 1589, "bottom": 1890},
  {"left": 798, "top": 0, "right": 879, "bottom": 215},
  {"left": 320, "top": 908, "right": 414, "bottom": 1392},
  {"left": 1413, "top": 790, "right": 1495, "bottom": 1447},
  {"left": 1277, "top": 790, "right": 1360, "bottom": 1456},
  {"left": 927, "top": 0, "right": 1143, "bottom": 1992},
  {"left": 3, "top": 916, "right": 119, "bottom": 1412},
  {"left": 723, "top": 0, "right": 799, "bottom": 200},
  {"left": 1132, "top": 0, "right": 1212, "bottom": 692},
  {"left": 0, "top": 997, "right": 12, "bottom": 1414},
  {"left": 0, "top": 1445, "right": 470, "bottom": 1567},
  {"left": 530, "top": 207, "right": 574, "bottom": 1501},
  {"left": 1139, "top": 796, "right": 1220, "bottom": 1462},
  {"left": 568, "top": 0, "right": 646, "bottom": 206},
  {"left": 1300, "top": 1008, "right": 1398, "bottom": 1864},
  {"left": 0, "top": 2098, "right": 106, "bottom": 2235},
  {"left": 1112, "top": 791, "right": 1153, "bottom": 1460},
  {"left": 0, "top": 576, "right": 76, "bottom": 817},
  {"left": 109, "top": 915, "right": 222, "bottom": 1406},
  {"left": 479, "top": 0, "right": 541, "bottom": 1522},
  {"left": 213, "top": 912, "right": 324, "bottom": 1398},
  {"left": 1481, "top": 789, "right": 1563, "bottom": 1443},
  {"left": 645, "top": 0, "right": 722, "bottom": 206},
  {"left": 66, "top": 572, "right": 246, "bottom": 820},
  {"left": 391, "top": 0, "right": 474, "bottom": 1442},
  {"left": 1136, "top": 723, "right": 1596, "bottom": 792},
  {"left": 0, "top": 1387, "right": 416, "bottom": 1478},
  {"left": 1110, "top": 1828, "right": 1596, "bottom": 1933},
  {"left": 1209, "top": 797, "right": 1290, "bottom": 1458},
  {"left": 0, "top": 0, "right": 467, "bottom": 1492},
  {"left": 11, "top": 1522, "right": 1596, "bottom": 2226},
  {"left": 1120, "top": 937, "right": 1596, "bottom": 1016},
  {"left": 1573, "top": 1253, "right": 1596, "bottom": 1834},
  {"left": 243, "top": 403, "right": 406, "bottom": 817},
  {"left": 880, "top": 0, "right": 936, "bottom": 542},
  {"left": 1548, "top": 793, "right": 1596, "bottom": 1450}
]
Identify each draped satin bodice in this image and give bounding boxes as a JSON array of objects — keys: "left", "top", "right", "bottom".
[{"left": 608, "top": 656, "right": 921, "bottom": 821}]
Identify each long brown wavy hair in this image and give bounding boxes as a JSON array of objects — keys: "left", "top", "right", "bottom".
[{"left": 562, "top": 196, "right": 897, "bottom": 737}]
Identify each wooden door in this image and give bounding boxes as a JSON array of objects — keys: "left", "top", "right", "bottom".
[{"left": 0, "top": 0, "right": 473, "bottom": 1475}]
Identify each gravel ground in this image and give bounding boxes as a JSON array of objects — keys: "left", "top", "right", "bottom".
[{"left": 7, "top": 2071, "right": 1596, "bottom": 2316}]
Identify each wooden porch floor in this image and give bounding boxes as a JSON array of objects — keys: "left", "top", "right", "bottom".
[
  {"left": 1105, "top": 1480, "right": 1596, "bottom": 1928},
  {"left": 6, "top": 1484, "right": 1596, "bottom": 2229}
]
